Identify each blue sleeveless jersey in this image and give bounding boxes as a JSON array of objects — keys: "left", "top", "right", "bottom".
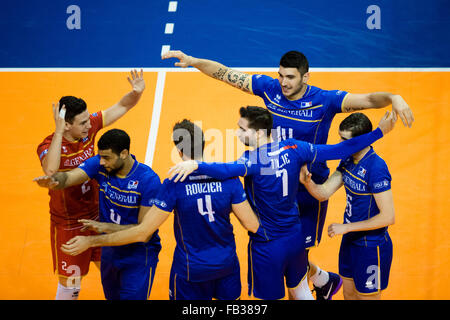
[
  {"left": 153, "top": 174, "right": 246, "bottom": 282},
  {"left": 337, "top": 147, "right": 392, "bottom": 246},
  {"left": 79, "top": 154, "right": 162, "bottom": 263},
  {"left": 251, "top": 74, "right": 348, "bottom": 178}
]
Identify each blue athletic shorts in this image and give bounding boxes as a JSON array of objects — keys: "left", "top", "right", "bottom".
[
  {"left": 169, "top": 267, "right": 241, "bottom": 300},
  {"left": 248, "top": 231, "right": 308, "bottom": 300},
  {"left": 339, "top": 236, "right": 393, "bottom": 295},
  {"left": 297, "top": 183, "right": 329, "bottom": 248},
  {"left": 100, "top": 247, "right": 159, "bottom": 300}
]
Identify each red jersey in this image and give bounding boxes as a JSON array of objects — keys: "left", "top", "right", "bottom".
[{"left": 37, "top": 111, "right": 104, "bottom": 226}]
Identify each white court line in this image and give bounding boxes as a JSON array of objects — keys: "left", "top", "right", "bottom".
[
  {"left": 168, "top": 1, "right": 177, "bottom": 12},
  {"left": 0, "top": 67, "right": 449, "bottom": 72},
  {"left": 144, "top": 71, "right": 166, "bottom": 166},
  {"left": 165, "top": 23, "right": 174, "bottom": 34}
]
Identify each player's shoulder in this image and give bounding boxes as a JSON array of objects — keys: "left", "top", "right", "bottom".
[
  {"left": 37, "top": 132, "right": 56, "bottom": 149},
  {"left": 136, "top": 162, "right": 160, "bottom": 182},
  {"left": 308, "top": 85, "right": 346, "bottom": 99},
  {"left": 366, "top": 150, "right": 388, "bottom": 169}
]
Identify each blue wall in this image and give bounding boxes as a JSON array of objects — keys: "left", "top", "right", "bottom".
[{"left": 1, "top": 0, "right": 449, "bottom": 67}]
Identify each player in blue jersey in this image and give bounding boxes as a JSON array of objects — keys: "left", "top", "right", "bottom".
[
  {"left": 55, "top": 120, "right": 260, "bottom": 300},
  {"left": 162, "top": 49, "right": 412, "bottom": 299},
  {"left": 168, "top": 106, "right": 397, "bottom": 300},
  {"left": 300, "top": 113, "right": 394, "bottom": 300},
  {"left": 34, "top": 129, "right": 162, "bottom": 300}
]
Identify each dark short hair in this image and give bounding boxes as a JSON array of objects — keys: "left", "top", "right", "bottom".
[
  {"left": 239, "top": 106, "right": 273, "bottom": 136},
  {"left": 59, "top": 96, "right": 87, "bottom": 124},
  {"left": 172, "top": 119, "right": 205, "bottom": 160},
  {"left": 280, "top": 51, "right": 309, "bottom": 75},
  {"left": 339, "top": 113, "right": 373, "bottom": 138},
  {"left": 97, "top": 129, "right": 131, "bottom": 155}
]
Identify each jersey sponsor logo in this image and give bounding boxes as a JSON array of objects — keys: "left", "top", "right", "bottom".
[
  {"left": 127, "top": 180, "right": 139, "bottom": 189},
  {"left": 343, "top": 175, "right": 367, "bottom": 192},
  {"left": 63, "top": 145, "right": 95, "bottom": 167},
  {"left": 103, "top": 184, "right": 138, "bottom": 205},
  {"left": 373, "top": 180, "right": 389, "bottom": 190}
]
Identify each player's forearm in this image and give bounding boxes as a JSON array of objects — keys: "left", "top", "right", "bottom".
[
  {"left": 344, "top": 211, "right": 395, "bottom": 234},
  {"left": 197, "top": 161, "right": 247, "bottom": 179},
  {"left": 51, "top": 172, "right": 69, "bottom": 190},
  {"left": 365, "top": 92, "right": 396, "bottom": 109},
  {"left": 117, "top": 89, "right": 142, "bottom": 110},
  {"left": 303, "top": 181, "right": 330, "bottom": 202},
  {"left": 42, "top": 133, "right": 63, "bottom": 176},
  {"left": 315, "top": 128, "right": 383, "bottom": 162},
  {"left": 191, "top": 58, "right": 251, "bottom": 92},
  {"left": 88, "top": 224, "right": 148, "bottom": 247},
  {"left": 102, "top": 223, "right": 138, "bottom": 234}
]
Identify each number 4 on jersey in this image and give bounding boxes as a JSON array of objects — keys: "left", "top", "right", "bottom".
[{"left": 197, "top": 195, "right": 215, "bottom": 222}]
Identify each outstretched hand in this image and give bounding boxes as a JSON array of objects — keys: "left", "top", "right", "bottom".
[
  {"left": 127, "top": 69, "right": 145, "bottom": 94},
  {"left": 161, "top": 50, "right": 194, "bottom": 68},
  {"left": 33, "top": 175, "right": 59, "bottom": 189}
]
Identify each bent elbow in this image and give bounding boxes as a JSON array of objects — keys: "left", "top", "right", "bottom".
[
  {"left": 248, "top": 221, "right": 260, "bottom": 234},
  {"left": 43, "top": 168, "right": 56, "bottom": 177},
  {"left": 389, "top": 216, "right": 395, "bottom": 226}
]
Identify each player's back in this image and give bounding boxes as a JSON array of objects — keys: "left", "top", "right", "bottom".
[
  {"left": 156, "top": 174, "right": 245, "bottom": 282},
  {"left": 241, "top": 139, "right": 315, "bottom": 241}
]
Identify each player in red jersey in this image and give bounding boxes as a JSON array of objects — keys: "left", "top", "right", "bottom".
[{"left": 36, "top": 69, "right": 146, "bottom": 299}]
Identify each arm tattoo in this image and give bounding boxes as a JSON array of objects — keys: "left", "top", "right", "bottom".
[
  {"left": 343, "top": 105, "right": 365, "bottom": 113},
  {"left": 225, "top": 70, "right": 250, "bottom": 91},
  {"left": 227, "top": 70, "right": 240, "bottom": 84},
  {"left": 212, "top": 67, "right": 228, "bottom": 81}
]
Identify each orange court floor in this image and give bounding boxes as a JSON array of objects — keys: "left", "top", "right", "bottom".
[{"left": 0, "top": 70, "right": 448, "bottom": 300}]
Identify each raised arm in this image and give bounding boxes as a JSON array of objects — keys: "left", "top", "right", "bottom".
[
  {"left": 61, "top": 206, "right": 170, "bottom": 256},
  {"left": 162, "top": 50, "right": 252, "bottom": 94},
  {"left": 102, "top": 69, "right": 146, "bottom": 127},
  {"left": 300, "top": 165, "right": 343, "bottom": 202},
  {"left": 41, "top": 103, "right": 66, "bottom": 176},
  {"left": 33, "top": 168, "right": 90, "bottom": 190},
  {"left": 342, "top": 92, "right": 414, "bottom": 128},
  {"left": 328, "top": 189, "right": 395, "bottom": 237},
  {"left": 313, "top": 111, "right": 396, "bottom": 163},
  {"left": 231, "top": 200, "right": 260, "bottom": 233}
]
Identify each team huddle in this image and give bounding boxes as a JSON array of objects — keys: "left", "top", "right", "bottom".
[{"left": 34, "top": 50, "right": 414, "bottom": 300}]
